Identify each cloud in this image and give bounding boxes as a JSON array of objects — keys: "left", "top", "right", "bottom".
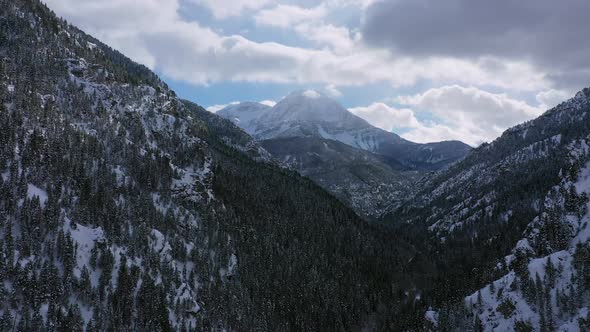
[
  {"left": 190, "top": 0, "right": 272, "bottom": 19},
  {"left": 536, "top": 89, "right": 573, "bottom": 109},
  {"left": 400, "top": 123, "right": 475, "bottom": 146},
  {"left": 396, "top": 85, "right": 545, "bottom": 145},
  {"left": 254, "top": 4, "right": 327, "bottom": 28},
  {"left": 362, "top": 0, "right": 590, "bottom": 90},
  {"left": 348, "top": 85, "right": 569, "bottom": 146},
  {"left": 294, "top": 23, "right": 356, "bottom": 52},
  {"left": 397, "top": 85, "right": 542, "bottom": 127},
  {"left": 349, "top": 103, "right": 419, "bottom": 131},
  {"left": 348, "top": 99, "right": 487, "bottom": 145},
  {"left": 43, "top": 0, "right": 553, "bottom": 91},
  {"left": 255, "top": 3, "right": 356, "bottom": 52},
  {"left": 324, "top": 84, "right": 342, "bottom": 97}
]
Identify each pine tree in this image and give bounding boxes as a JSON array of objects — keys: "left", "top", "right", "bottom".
[
  {"left": 112, "top": 254, "right": 134, "bottom": 329},
  {"left": 4, "top": 221, "right": 14, "bottom": 269},
  {"left": 545, "top": 286, "right": 553, "bottom": 331},
  {"left": 535, "top": 273, "right": 544, "bottom": 312},
  {"left": 0, "top": 310, "right": 13, "bottom": 331},
  {"left": 555, "top": 287, "right": 562, "bottom": 316},
  {"left": 567, "top": 284, "right": 576, "bottom": 316},
  {"left": 545, "top": 257, "right": 555, "bottom": 287},
  {"left": 477, "top": 290, "right": 483, "bottom": 310},
  {"left": 65, "top": 304, "right": 84, "bottom": 331},
  {"left": 474, "top": 315, "right": 483, "bottom": 332},
  {"left": 539, "top": 307, "right": 547, "bottom": 332},
  {"left": 79, "top": 265, "right": 92, "bottom": 303},
  {"left": 31, "top": 310, "right": 44, "bottom": 331}
]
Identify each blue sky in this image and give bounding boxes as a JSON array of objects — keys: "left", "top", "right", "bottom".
[{"left": 44, "top": 0, "right": 587, "bottom": 146}]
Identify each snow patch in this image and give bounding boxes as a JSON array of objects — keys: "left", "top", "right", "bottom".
[
  {"left": 219, "top": 253, "right": 238, "bottom": 280},
  {"left": 68, "top": 222, "right": 105, "bottom": 280},
  {"left": 27, "top": 184, "right": 48, "bottom": 207},
  {"left": 425, "top": 309, "right": 439, "bottom": 328}
]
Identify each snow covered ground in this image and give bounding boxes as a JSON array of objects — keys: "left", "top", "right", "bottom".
[
  {"left": 463, "top": 142, "right": 590, "bottom": 331},
  {"left": 27, "top": 183, "right": 48, "bottom": 207}
]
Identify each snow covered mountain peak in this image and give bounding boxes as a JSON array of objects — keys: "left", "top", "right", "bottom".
[
  {"left": 269, "top": 89, "right": 365, "bottom": 126},
  {"left": 216, "top": 89, "right": 373, "bottom": 142},
  {"left": 217, "top": 90, "right": 471, "bottom": 170}
]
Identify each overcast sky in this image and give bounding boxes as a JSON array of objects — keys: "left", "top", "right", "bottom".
[{"left": 43, "top": 0, "right": 588, "bottom": 146}]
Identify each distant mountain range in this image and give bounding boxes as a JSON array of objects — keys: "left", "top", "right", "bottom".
[{"left": 217, "top": 90, "right": 471, "bottom": 216}]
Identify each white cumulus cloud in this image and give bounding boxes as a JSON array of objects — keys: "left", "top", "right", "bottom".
[
  {"left": 536, "top": 89, "right": 573, "bottom": 109},
  {"left": 254, "top": 4, "right": 327, "bottom": 28},
  {"left": 349, "top": 103, "right": 419, "bottom": 131},
  {"left": 325, "top": 84, "right": 342, "bottom": 97},
  {"left": 191, "top": 0, "right": 272, "bottom": 19},
  {"left": 43, "top": 0, "right": 551, "bottom": 90},
  {"left": 397, "top": 85, "right": 545, "bottom": 145}
]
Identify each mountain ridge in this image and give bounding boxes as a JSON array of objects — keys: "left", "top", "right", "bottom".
[{"left": 217, "top": 90, "right": 471, "bottom": 170}]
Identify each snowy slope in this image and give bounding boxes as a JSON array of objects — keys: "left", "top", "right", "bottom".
[
  {"left": 464, "top": 139, "right": 590, "bottom": 332},
  {"left": 405, "top": 88, "right": 590, "bottom": 331},
  {"left": 257, "top": 90, "right": 372, "bottom": 140}
]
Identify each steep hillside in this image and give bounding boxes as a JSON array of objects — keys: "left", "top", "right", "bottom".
[
  {"left": 386, "top": 88, "right": 590, "bottom": 331},
  {"left": 181, "top": 100, "right": 272, "bottom": 162},
  {"left": 462, "top": 147, "right": 590, "bottom": 331},
  {"left": 0, "top": 1, "right": 415, "bottom": 330}
]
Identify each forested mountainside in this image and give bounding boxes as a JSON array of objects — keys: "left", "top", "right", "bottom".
[
  {"left": 0, "top": 1, "right": 418, "bottom": 330},
  {"left": 180, "top": 100, "right": 272, "bottom": 163},
  {"left": 386, "top": 89, "right": 590, "bottom": 331},
  {"left": 261, "top": 136, "right": 418, "bottom": 217}
]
